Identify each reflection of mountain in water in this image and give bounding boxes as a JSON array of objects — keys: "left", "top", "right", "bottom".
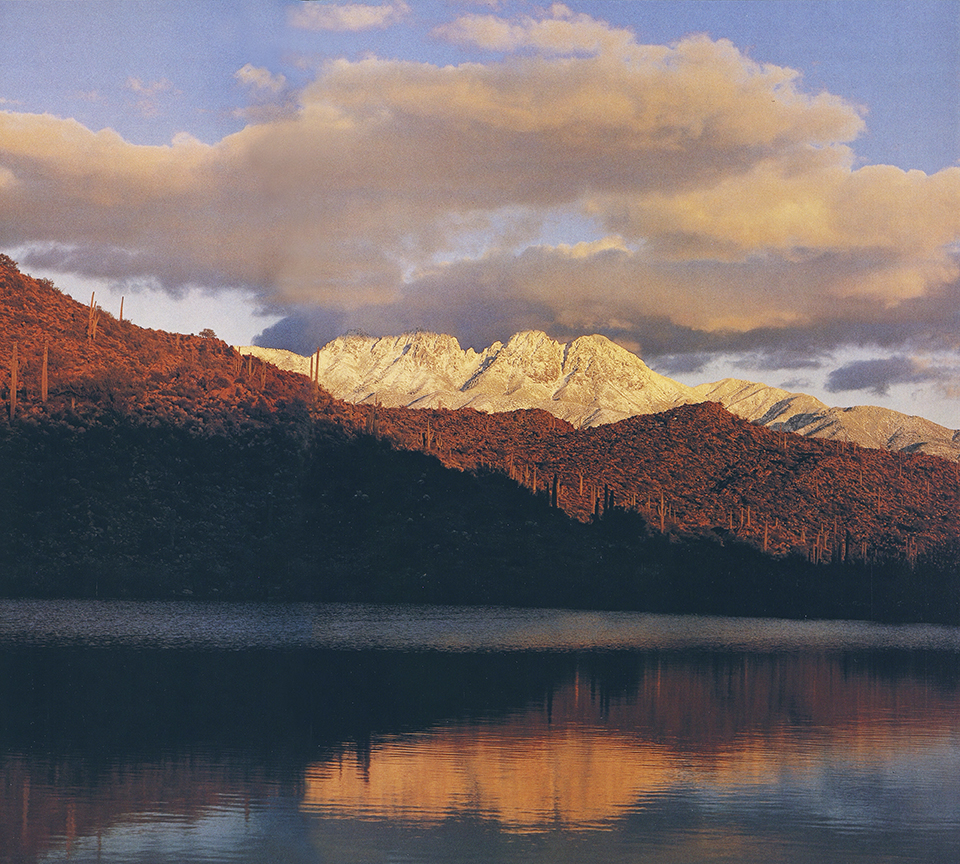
[
  {"left": 3, "top": 642, "right": 959, "bottom": 859},
  {"left": 302, "top": 653, "right": 960, "bottom": 833},
  {"left": 304, "top": 727, "right": 676, "bottom": 832}
]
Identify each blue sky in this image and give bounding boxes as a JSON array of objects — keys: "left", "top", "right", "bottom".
[{"left": 1, "top": 1, "right": 958, "bottom": 426}]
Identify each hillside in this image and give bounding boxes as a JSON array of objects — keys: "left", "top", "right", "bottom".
[
  {"left": 0, "top": 253, "right": 336, "bottom": 434},
  {"left": 242, "top": 332, "right": 960, "bottom": 460},
  {"left": 359, "top": 401, "right": 960, "bottom": 560},
  {"left": 2, "top": 255, "right": 959, "bottom": 622}
]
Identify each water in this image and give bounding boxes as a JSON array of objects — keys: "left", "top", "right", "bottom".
[{"left": 1, "top": 601, "right": 958, "bottom": 863}]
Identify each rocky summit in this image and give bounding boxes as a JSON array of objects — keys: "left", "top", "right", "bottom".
[{"left": 242, "top": 331, "right": 960, "bottom": 460}]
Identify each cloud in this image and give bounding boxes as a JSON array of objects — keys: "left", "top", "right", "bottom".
[
  {"left": 125, "top": 77, "right": 179, "bottom": 118},
  {"left": 433, "top": 3, "right": 637, "bottom": 56},
  {"left": 1, "top": 7, "right": 959, "bottom": 380},
  {"left": 289, "top": 1, "right": 410, "bottom": 32},
  {"left": 235, "top": 64, "right": 287, "bottom": 94},
  {"left": 233, "top": 64, "right": 295, "bottom": 123},
  {"left": 825, "top": 356, "right": 956, "bottom": 396},
  {"left": 255, "top": 305, "right": 348, "bottom": 355}
]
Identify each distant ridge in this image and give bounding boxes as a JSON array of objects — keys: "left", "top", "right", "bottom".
[{"left": 241, "top": 332, "right": 960, "bottom": 461}]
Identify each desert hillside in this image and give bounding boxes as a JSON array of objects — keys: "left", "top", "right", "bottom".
[{"left": 2, "top": 256, "right": 959, "bottom": 622}]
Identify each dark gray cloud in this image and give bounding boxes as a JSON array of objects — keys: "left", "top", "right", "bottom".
[
  {"left": 826, "top": 356, "right": 949, "bottom": 396},
  {"left": 255, "top": 307, "right": 350, "bottom": 355},
  {"left": 256, "top": 268, "right": 960, "bottom": 370}
]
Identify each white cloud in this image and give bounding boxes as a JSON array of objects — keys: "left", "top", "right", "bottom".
[
  {"left": 289, "top": 1, "right": 410, "bottom": 32},
  {"left": 434, "top": 3, "right": 636, "bottom": 57},
  {"left": 235, "top": 64, "right": 287, "bottom": 94}
]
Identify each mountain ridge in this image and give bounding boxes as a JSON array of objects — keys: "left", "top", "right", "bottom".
[
  {"left": 243, "top": 331, "right": 960, "bottom": 460},
  {"left": 2, "top": 256, "right": 959, "bottom": 622}
]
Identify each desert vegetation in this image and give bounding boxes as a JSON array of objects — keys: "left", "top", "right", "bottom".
[{"left": 1, "top": 255, "right": 958, "bottom": 622}]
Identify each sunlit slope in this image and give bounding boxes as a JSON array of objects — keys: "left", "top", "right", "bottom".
[
  {"left": 241, "top": 332, "right": 960, "bottom": 460},
  {"left": 242, "top": 330, "right": 695, "bottom": 427}
]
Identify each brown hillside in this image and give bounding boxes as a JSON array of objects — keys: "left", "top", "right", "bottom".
[
  {"left": 363, "top": 388, "right": 960, "bottom": 565},
  {"left": 0, "top": 254, "right": 371, "bottom": 439},
  {"left": 3, "top": 254, "right": 958, "bottom": 568}
]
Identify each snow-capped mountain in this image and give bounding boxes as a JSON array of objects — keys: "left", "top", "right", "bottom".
[
  {"left": 240, "top": 331, "right": 960, "bottom": 460},
  {"left": 243, "top": 330, "right": 695, "bottom": 427}
]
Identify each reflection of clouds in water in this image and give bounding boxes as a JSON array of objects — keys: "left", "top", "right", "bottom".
[
  {"left": 31, "top": 733, "right": 960, "bottom": 864},
  {"left": 693, "top": 736, "right": 960, "bottom": 835},
  {"left": 40, "top": 807, "right": 257, "bottom": 863}
]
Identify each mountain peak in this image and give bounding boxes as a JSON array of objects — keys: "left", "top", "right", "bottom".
[{"left": 240, "top": 331, "right": 960, "bottom": 460}]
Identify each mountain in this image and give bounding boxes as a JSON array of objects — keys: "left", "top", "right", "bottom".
[
  {"left": 246, "top": 330, "right": 694, "bottom": 427},
  {"left": 691, "top": 379, "right": 960, "bottom": 460},
  {"left": 243, "top": 332, "right": 960, "bottom": 460},
  {"left": 2, "top": 255, "right": 959, "bottom": 621}
]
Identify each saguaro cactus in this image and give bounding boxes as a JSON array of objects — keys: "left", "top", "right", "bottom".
[
  {"left": 87, "top": 292, "right": 100, "bottom": 341},
  {"left": 41, "top": 342, "right": 48, "bottom": 403},
  {"left": 365, "top": 402, "right": 380, "bottom": 438},
  {"left": 9, "top": 342, "right": 17, "bottom": 420}
]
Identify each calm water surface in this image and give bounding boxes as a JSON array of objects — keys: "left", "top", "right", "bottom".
[{"left": 1, "top": 600, "right": 958, "bottom": 863}]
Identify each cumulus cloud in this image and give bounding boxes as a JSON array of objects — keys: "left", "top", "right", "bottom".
[
  {"left": 233, "top": 64, "right": 295, "bottom": 123},
  {"left": 289, "top": 1, "right": 410, "bottom": 32},
  {"left": 1, "top": 5, "right": 959, "bottom": 383}
]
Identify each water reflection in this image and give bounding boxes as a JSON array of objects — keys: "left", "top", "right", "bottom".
[
  {"left": 4, "top": 754, "right": 296, "bottom": 864},
  {"left": 0, "top": 602, "right": 958, "bottom": 863},
  {"left": 301, "top": 654, "right": 960, "bottom": 837},
  {"left": 304, "top": 727, "right": 680, "bottom": 832}
]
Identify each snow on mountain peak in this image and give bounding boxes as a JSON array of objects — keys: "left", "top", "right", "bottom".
[{"left": 238, "top": 331, "right": 960, "bottom": 460}]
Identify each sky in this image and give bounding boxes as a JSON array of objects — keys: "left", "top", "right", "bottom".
[{"left": 1, "top": 0, "right": 959, "bottom": 427}]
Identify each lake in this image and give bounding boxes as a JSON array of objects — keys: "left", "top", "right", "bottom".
[{"left": 1, "top": 601, "right": 958, "bottom": 863}]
